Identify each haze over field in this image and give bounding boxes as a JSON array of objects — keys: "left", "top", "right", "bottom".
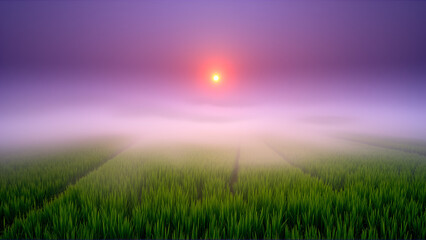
[
  {"left": 1, "top": 0, "right": 426, "bottom": 149},
  {"left": 2, "top": 2, "right": 426, "bottom": 238}
]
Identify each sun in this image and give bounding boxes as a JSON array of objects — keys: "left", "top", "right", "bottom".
[{"left": 212, "top": 74, "right": 220, "bottom": 83}]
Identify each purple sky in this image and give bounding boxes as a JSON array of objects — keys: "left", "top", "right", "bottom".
[{"left": 1, "top": 0, "right": 426, "bottom": 147}]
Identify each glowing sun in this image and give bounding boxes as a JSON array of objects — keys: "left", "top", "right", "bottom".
[{"left": 212, "top": 74, "right": 220, "bottom": 83}]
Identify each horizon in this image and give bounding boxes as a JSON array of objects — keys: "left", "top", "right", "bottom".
[{"left": 1, "top": 0, "right": 426, "bottom": 148}]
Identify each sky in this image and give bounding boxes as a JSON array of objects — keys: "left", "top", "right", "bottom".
[{"left": 1, "top": 0, "right": 426, "bottom": 148}]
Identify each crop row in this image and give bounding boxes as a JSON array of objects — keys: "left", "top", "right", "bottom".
[
  {"left": 2, "top": 144, "right": 237, "bottom": 238},
  {"left": 2, "top": 141, "right": 426, "bottom": 239},
  {"left": 260, "top": 140, "right": 426, "bottom": 238},
  {"left": 339, "top": 135, "right": 426, "bottom": 156},
  {"left": 0, "top": 142, "right": 123, "bottom": 234}
]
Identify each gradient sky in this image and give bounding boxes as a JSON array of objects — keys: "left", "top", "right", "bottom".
[{"left": 1, "top": 0, "right": 426, "bottom": 147}]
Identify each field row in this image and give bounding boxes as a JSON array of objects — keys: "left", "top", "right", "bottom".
[
  {"left": 0, "top": 141, "right": 127, "bottom": 234},
  {"left": 338, "top": 135, "right": 426, "bottom": 156},
  {"left": 2, "top": 140, "right": 426, "bottom": 239}
]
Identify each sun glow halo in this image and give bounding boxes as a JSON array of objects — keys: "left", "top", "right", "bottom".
[{"left": 212, "top": 74, "right": 220, "bottom": 83}]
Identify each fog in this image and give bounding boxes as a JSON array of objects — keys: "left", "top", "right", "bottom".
[
  {"left": 1, "top": 1, "right": 426, "bottom": 151},
  {"left": 1, "top": 70, "right": 425, "bottom": 151}
]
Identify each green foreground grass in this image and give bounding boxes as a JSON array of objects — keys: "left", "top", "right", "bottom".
[
  {"left": 0, "top": 142, "right": 124, "bottom": 235},
  {"left": 1, "top": 140, "right": 425, "bottom": 239}
]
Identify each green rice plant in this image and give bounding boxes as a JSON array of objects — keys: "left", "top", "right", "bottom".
[
  {"left": 2, "top": 141, "right": 426, "bottom": 239},
  {"left": 0, "top": 142, "right": 123, "bottom": 235}
]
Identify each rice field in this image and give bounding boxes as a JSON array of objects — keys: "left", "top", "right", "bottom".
[
  {"left": 1, "top": 138, "right": 425, "bottom": 239},
  {"left": 0, "top": 142, "right": 125, "bottom": 235}
]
